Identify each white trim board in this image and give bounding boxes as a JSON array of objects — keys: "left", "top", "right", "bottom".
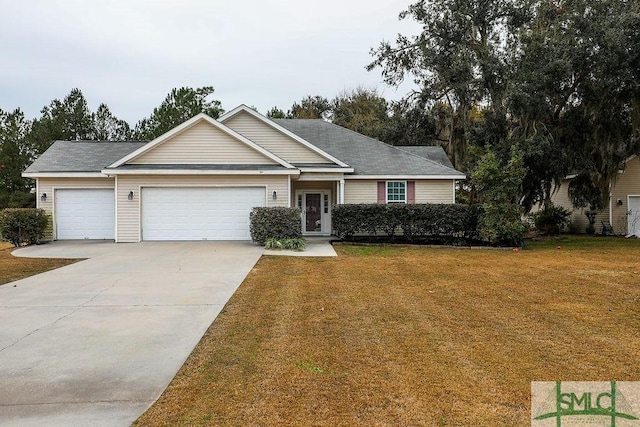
[
  {"left": 23, "top": 172, "right": 109, "bottom": 178},
  {"left": 102, "top": 168, "right": 300, "bottom": 176},
  {"left": 344, "top": 175, "right": 466, "bottom": 180}
]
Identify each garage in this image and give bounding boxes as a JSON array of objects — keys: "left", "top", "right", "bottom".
[
  {"left": 141, "top": 187, "right": 266, "bottom": 241},
  {"left": 55, "top": 189, "right": 115, "bottom": 240}
]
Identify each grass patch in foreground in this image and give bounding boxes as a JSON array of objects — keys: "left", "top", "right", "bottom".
[
  {"left": 135, "top": 237, "right": 640, "bottom": 426},
  {"left": 0, "top": 242, "right": 78, "bottom": 286},
  {"left": 526, "top": 234, "right": 640, "bottom": 250}
]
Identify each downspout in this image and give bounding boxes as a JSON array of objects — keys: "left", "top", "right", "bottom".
[
  {"left": 114, "top": 175, "right": 118, "bottom": 243},
  {"left": 609, "top": 181, "right": 613, "bottom": 228},
  {"left": 452, "top": 180, "right": 456, "bottom": 203}
]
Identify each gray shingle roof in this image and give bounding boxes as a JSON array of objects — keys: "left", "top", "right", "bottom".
[
  {"left": 24, "top": 123, "right": 465, "bottom": 178},
  {"left": 273, "top": 119, "right": 464, "bottom": 177},
  {"left": 24, "top": 141, "right": 147, "bottom": 173},
  {"left": 395, "top": 146, "right": 455, "bottom": 169}
]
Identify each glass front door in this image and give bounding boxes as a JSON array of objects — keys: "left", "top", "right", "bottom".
[
  {"left": 297, "top": 190, "right": 331, "bottom": 235},
  {"left": 305, "top": 193, "right": 322, "bottom": 232}
]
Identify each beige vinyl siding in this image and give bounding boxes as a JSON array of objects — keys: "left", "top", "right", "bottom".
[
  {"left": 611, "top": 157, "right": 640, "bottom": 234},
  {"left": 37, "top": 177, "right": 115, "bottom": 240},
  {"left": 116, "top": 175, "right": 289, "bottom": 242},
  {"left": 550, "top": 180, "right": 610, "bottom": 233},
  {"left": 415, "top": 180, "right": 454, "bottom": 203},
  {"left": 344, "top": 180, "right": 455, "bottom": 204},
  {"left": 344, "top": 181, "right": 377, "bottom": 204},
  {"left": 130, "top": 121, "right": 276, "bottom": 165},
  {"left": 224, "top": 111, "right": 332, "bottom": 164}
]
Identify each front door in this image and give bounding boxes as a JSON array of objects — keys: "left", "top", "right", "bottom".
[
  {"left": 297, "top": 191, "right": 331, "bottom": 235},
  {"left": 305, "top": 193, "right": 322, "bottom": 233}
]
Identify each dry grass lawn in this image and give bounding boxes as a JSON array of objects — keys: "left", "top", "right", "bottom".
[
  {"left": 0, "top": 242, "right": 78, "bottom": 286},
  {"left": 135, "top": 237, "right": 640, "bottom": 426}
]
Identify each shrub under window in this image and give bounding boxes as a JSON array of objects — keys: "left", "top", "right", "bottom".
[{"left": 332, "top": 203, "right": 480, "bottom": 243}]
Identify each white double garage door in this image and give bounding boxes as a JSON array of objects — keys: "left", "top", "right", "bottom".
[{"left": 55, "top": 187, "right": 266, "bottom": 241}]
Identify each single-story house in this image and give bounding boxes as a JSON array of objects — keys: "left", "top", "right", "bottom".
[
  {"left": 550, "top": 155, "right": 640, "bottom": 236},
  {"left": 23, "top": 105, "right": 465, "bottom": 242}
]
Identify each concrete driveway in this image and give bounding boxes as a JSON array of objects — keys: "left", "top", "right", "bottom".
[{"left": 0, "top": 241, "right": 264, "bottom": 426}]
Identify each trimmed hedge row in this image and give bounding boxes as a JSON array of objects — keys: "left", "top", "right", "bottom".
[
  {"left": 250, "top": 207, "right": 303, "bottom": 245},
  {"left": 0, "top": 208, "right": 49, "bottom": 247},
  {"left": 332, "top": 203, "right": 482, "bottom": 241}
]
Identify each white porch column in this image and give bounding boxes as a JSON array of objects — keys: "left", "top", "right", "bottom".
[{"left": 339, "top": 179, "right": 345, "bottom": 204}]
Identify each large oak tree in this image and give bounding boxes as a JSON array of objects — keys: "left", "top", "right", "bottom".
[{"left": 369, "top": 0, "right": 640, "bottom": 211}]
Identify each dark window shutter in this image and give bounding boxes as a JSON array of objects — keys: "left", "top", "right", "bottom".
[
  {"left": 377, "top": 181, "right": 386, "bottom": 204},
  {"left": 407, "top": 181, "right": 415, "bottom": 204}
]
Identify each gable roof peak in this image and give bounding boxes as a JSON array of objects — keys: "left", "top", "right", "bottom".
[
  {"left": 219, "top": 105, "right": 349, "bottom": 167},
  {"left": 107, "top": 111, "right": 293, "bottom": 169}
]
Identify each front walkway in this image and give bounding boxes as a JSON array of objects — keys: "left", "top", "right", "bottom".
[{"left": 263, "top": 236, "right": 338, "bottom": 257}]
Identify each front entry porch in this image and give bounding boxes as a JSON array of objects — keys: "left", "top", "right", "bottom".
[{"left": 292, "top": 179, "right": 342, "bottom": 236}]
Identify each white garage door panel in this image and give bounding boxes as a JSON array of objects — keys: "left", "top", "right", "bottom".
[
  {"left": 142, "top": 187, "right": 265, "bottom": 241},
  {"left": 56, "top": 189, "right": 115, "bottom": 240}
]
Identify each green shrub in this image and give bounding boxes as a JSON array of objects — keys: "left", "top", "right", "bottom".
[
  {"left": 332, "top": 203, "right": 481, "bottom": 241},
  {"left": 471, "top": 148, "right": 527, "bottom": 246},
  {"left": 264, "top": 237, "right": 307, "bottom": 251},
  {"left": 250, "top": 207, "right": 302, "bottom": 245},
  {"left": 477, "top": 203, "right": 527, "bottom": 246},
  {"left": 0, "top": 191, "right": 36, "bottom": 209},
  {"left": 533, "top": 204, "right": 572, "bottom": 235},
  {"left": 0, "top": 208, "right": 49, "bottom": 247}
]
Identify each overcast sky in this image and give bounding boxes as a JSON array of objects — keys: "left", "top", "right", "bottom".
[{"left": 1, "top": 1, "right": 420, "bottom": 125}]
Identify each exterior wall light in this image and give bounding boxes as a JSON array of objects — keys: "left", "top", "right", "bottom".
[
  {"left": 617, "top": 199, "right": 623, "bottom": 206},
  {"left": 128, "top": 191, "right": 134, "bottom": 201},
  {"left": 41, "top": 193, "right": 47, "bottom": 202},
  {"left": 272, "top": 190, "right": 277, "bottom": 200}
]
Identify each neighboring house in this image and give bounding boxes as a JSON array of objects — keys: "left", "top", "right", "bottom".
[
  {"left": 23, "top": 105, "right": 465, "bottom": 242},
  {"left": 549, "top": 155, "right": 640, "bottom": 236}
]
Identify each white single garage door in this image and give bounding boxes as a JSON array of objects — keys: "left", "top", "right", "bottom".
[
  {"left": 55, "top": 189, "right": 115, "bottom": 240},
  {"left": 141, "top": 187, "right": 266, "bottom": 241}
]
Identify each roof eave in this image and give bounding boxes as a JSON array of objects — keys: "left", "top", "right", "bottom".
[
  {"left": 22, "top": 172, "right": 109, "bottom": 178},
  {"left": 101, "top": 168, "right": 301, "bottom": 176},
  {"left": 299, "top": 167, "right": 354, "bottom": 173},
  {"left": 344, "top": 174, "right": 466, "bottom": 180}
]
